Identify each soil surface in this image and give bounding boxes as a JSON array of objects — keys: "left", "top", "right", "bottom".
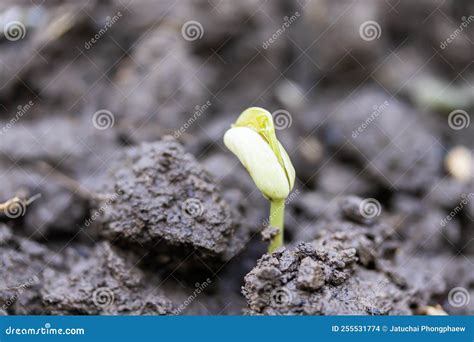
[{"left": 0, "top": 0, "right": 473, "bottom": 315}]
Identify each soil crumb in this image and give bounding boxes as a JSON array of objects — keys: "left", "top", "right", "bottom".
[{"left": 242, "top": 238, "right": 422, "bottom": 315}]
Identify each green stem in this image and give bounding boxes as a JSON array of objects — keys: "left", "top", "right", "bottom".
[{"left": 268, "top": 199, "right": 285, "bottom": 253}]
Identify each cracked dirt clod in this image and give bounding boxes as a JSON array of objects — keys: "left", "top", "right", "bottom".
[
  {"left": 41, "top": 242, "right": 175, "bottom": 315},
  {"left": 100, "top": 137, "right": 250, "bottom": 263},
  {"left": 0, "top": 224, "right": 62, "bottom": 315},
  {"left": 242, "top": 227, "right": 424, "bottom": 315}
]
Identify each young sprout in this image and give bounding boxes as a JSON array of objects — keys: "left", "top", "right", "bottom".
[{"left": 224, "top": 107, "right": 295, "bottom": 252}]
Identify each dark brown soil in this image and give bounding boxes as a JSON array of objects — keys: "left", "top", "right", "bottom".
[
  {"left": 41, "top": 242, "right": 176, "bottom": 315},
  {"left": 99, "top": 138, "right": 251, "bottom": 264},
  {"left": 242, "top": 196, "right": 455, "bottom": 315},
  {"left": 0, "top": 0, "right": 473, "bottom": 316}
]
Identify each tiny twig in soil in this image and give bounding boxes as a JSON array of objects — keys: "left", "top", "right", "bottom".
[
  {"left": 0, "top": 193, "right": 42, "bottom": 219},
  {"left": 36, "top": 161, "right": 120, "bottom": 203},
  {"left": 36, "top": 161, "right": 107, "bottom": 201}
]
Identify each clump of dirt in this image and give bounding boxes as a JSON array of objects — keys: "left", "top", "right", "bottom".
[
  {"left": 41, "top": 242, "right": 175, "bottom": 315},
  {"left": 0, "top": 115, "right": 118, "bottom": 239},
  {"left": 99, "top": 137, "right": 251, "bottom": 264},
  {"left": 286, "top": 192, "right": 395, "bottom": 247},
  {"left": 242, "top": 232, "right": 421, "bottom": 315},
  {"left": 327, "top": 88, "right": 443, "bottom": 192},
  {"left": 242, "top": 196, "right": 429, "bottom": 315},
  {"left": 0, "top": 224, "right": 62, "bottom": 314}
]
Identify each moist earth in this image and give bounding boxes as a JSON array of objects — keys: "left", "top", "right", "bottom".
[
  {"left": 99, "top": 137, "right": 252, "bottom": 266},
  {"left": 243, "top": 198, "right": 420, "bottom": 315},
  {"left": 0, "top": 0, "right": 472, "bottom": 316},
  {"left": 41, "top": 242, "right": 176, "bottom": 315}
]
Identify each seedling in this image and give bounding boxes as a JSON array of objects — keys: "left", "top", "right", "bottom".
[{"left": 224, "top": 107, "right": 295, "bottom": 252}]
